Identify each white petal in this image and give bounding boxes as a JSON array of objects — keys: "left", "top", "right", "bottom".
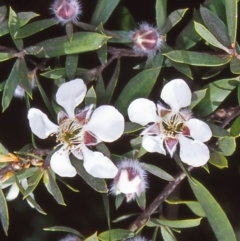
[
  {"left": 56, "top": 79, "right": 87, "bottom": 118},
  {"left": 28, "top": 108, "right": 59, "bottom": 139},
  {"left": 161, "top": 79, "right": 192, "bottom": 112},
  {"left": 6, "top": 183, "right": 19, "bottom": 201},
  {"left": 128, "top": 98, "right": 159, "bottom": 125},
  {"left": 87, "top": 105, "right": 124, "bottom": 142},
  {"left": 82, "top": 145, "right": 118, "bottom": 178},
  {"left": 185, "top": 118, "right": 212, "bottom": 142},
  {"left": 179, "top": 135, "right": 210, "bottom": 167},
  {"left": 142, "top": 135, "right": 166, "bottom": 155},
  {"left": 50, "top": 146, "right": 77, "bottom": 177}
]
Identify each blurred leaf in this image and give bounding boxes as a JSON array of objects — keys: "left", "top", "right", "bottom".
[
  {"left": 65, "top": 22, "right": 73, "bottom": 42},
  {"left": 17, "top": 12, "right": 40, "bottom": 27},
  {"left": 141, "top": 163, "right": 174, "bottom": 181},
  {"left": 47, "top": 170, "right": 65, "bottom": 205},
  {"left": 224, "top": 0, "right": 237, "bottom": 44},
  {"left": 65, "top": 54, "right": 78, "bottom": 80},
  {"left": 85, "top": 86, "right": 97, "bottom": 106},
  {"left": 206, "top": 122, "right": 231, "bottom": 137},
  {"left": 194, "top": 22, "right": 230, "bottom": 53},
  {"left": 164, "top": 50, "right": 231, "bottom": 66},
  {"left": 0, "top": 20, "right": 8, "bottom": 37},
  {"left": 230, "top": 56, "right": 240, "bottom": 74},
  {"left": 95, "top": 143, "right": 111, "bottom": 159},
  {"left": 124, "top": 122, "right": 143, "bottom": 134},
  {"left": 106, "top": 58, "right": 120, "bottom": 103},
  {"left": 190, "top": 89, "right": 206, "bottom": 109},
  {"left": 108, "top": 31, "right": 132, "bottom": 43},
  {"left": 44, "top": 226, "right": 84, "bottom": 239},
  {"left": 130, "top": 136, "right": 142, "bottom": 150},
  {"left": 137, "top": 146, "right": 147, "bottom": 158},
  {"left": 102, "top": 194, "right": 111, "bottom": 231},
  {"left": 98, "top": 229, "right": 134, "bottom": 241},
  {"left": 36, "top": 32, "right": 109, "bottom": 58},
  {"left": 189, "top": 178, "right": 237, "bottom": 241},
  {"left": 230, "top": 115, "right": 240, "bottom": 137},
  {"left": 113, "top": 213, "right": 139, "bottom": 223},
  {"left": 0, "top": 6, "right": 7, "bottom": 22},
  {"left": 209, "top": 151, "right": 228, "bottom": 169},
  {"left": 0, "top": 143, "right": 8, "bottom": 155},
  {"left": 91, "top": 0, "right": 120, "bottom": 25},
  {"left": 23, "top": 46, "right": 43, "bottom": 55},
  {"left": 166, "top": 199, "right": 206, "bottom": 217},
  {"left": 8, "top": 7, "right": 23, "bottom": 50},
  {"left": 145, "top": 52, "right": 163, "bottom": 69},
  {"left": 156, "top": 0, "right": 167, "bottom": 29},
  {"left": 96, "top": 75, "right": 107, "bottom": 105},
  {"left": 147, "top": 217, "right": 202, "bottom": 228},
  {"left": 217, "top": 137, "right": 236, "bottom": 156},
  {"left": 71, "top": 156, "right": 108, "bottom": 193},
  {"left": 41, "top": 68, "right": 88, "bottom": 79},
  {"left": 56, "top": 177, "right": 79, "bottom": 192},
  {"left": 0, "top": 188, "right": 8, "bottom": 235},
  {"left": 97, "top": 43, "right": 107, "bottom": 65},
  {"left": 85, "top": 232, "right": 99, "bottom": 241},
  {"left": 201, "top": 65, "right": 226, "bottom": 79},
  {"left": 0, "top": 52, "right": 16, "bottom": 62},
  {"left": 115, "top": 193, "right": 125, "bottom": 209},
  {"left": 136, "top": 192, "right": 146, "bottom": 210},
  {"left": 16, "top": 18, "right": 56, "bottom": 38},
  {"left": 200, "top": 7, "right": 230, "bottom": 47},
  {"left": 115, "top": 68, "right": 160, "bottom": 116},
  {"left": 162, "top": 9, "right": 188, "bottom": 34},
  {"left": 116, "top": 6, "right": 136, "bottom": 31},
  {"left": 169, "top": 60, "right": 193, "bottom": 79},
  {"left": 196, "top": 78, "right": 238, "bottom": 116},
  {"left": 161, "top": 226, "right": 177, "bottom": 241}
]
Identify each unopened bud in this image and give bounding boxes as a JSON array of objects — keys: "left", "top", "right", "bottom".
[
  {"left": 130, "top": 22, "right": 163, "bottom": 57},
  {"left": 51, "top": 0, "right": 82, "bottom": 24},
  {"left": 126, "top": 237, "right": 149, "bottom": 241},
  {"left": 111, "top": 159, "right": 147, "bottom": 202},
  {"left": 59, "top": 235, "right": 81, "bottom": 241}
]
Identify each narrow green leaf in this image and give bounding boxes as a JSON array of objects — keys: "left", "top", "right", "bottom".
[
  {"left": 71, "top": 156, "right": 108, "bottom": 193},
  {"left": 230, "top": 115, "right": 240, "bottom": 137},
  {"left": 163, "top": 50, "right": 231, "bottom": 66},
  {"left": 85, "top": 86, "right": 97, "bottom": 106},
  {"left": 124, "top": 122, "right": 143, "bottom": 134},
  {"left": 136, "top": 192, "right": 146, "bottom": 210},
  {"left": 194, "top": 22, "right": 231, "bottom": 53},
  {"left": 47, "top": 170, "right": 65, "bottom": 205},
  {"left": 17, "top": 12, "right": 40, "bottom": 27},
  {"left": 98, "top": 229, "right": 134, "bottom": 241},
  {"left": 97, "top": 43, "right": 107, "bottom": 65},
  {"left": 41, "top": 68, "right": 88, "bottom": 79},
  {"left": 161, "top": 226, "right": 177, "bottom": 241},
  {"left": 115, "top": 68, "right": 160, "bottom": 116},
  {"left": 56, "top": 177, "right": 79, "bottom": 192},
  {"left": 230, "top": 56, "right": 240, "bottom": 74},
  {"left": 91, "top": 0, "right": 120, "bottom": 25},
  {"left": 16, "top": 18, "right": 56, "bottom": 38},
  {"left": 190, "top": 89, "right": 206, "bottom": 109},
  {"left": 156, "top": 0, "right": 167, "bottom": 29},
  {"left": 36, "top": 32, "right": 109, "bottom": 58},
  {"left": 23, "top": 46, "right": 43, "bottom": 55},
  {"left": 65, "top": 54, "right": 78, "bottom": 80},
  {"left": 96, "top": 75, "right": 107, "bottom": 106},
  {"left": 196, "top": 78, "right": 238, "bottom": 116},
  {"left": 102, "top": 194, "right": 111, "bottom": 231},
  {"left": 108, "top": 31, "right": 132, "bottom": 43},
  {"left": 0, "top": 188, "right": 9, "bottom": 235},
  {"left": 95, "top": 143, "right": 111, "bottom": 159},
  {"left": 0, "top": 20, "right": 8, "bottom": 37},
  {"left": 189, "top": 178, "right": 237, "bottom": 241},
  {"left": 209, "top": 151, "right": 228, "bottom": 169},
  {"left": 224, "top": 0, "right": 237, "bottom": 44},
  {"left": 0, "top": 6, "right": 7, "bottom": 22},
  {"left": 85, "top": 232, "right": 99, "bottom": 241},
  {"left": 162, "top": 9, "right": 188, "bottom": 34},
  {"left": 217, "top": 137, "right": 236, "bottom": 156},
  {"left": 206, "top": 122, "right": 231, "bottom": 137},
  {"left": 169, "top": 60, "right": 193, "bottom": 79},
  {"left": 44, "top": 226, "right": 84, "bottom": 239},
  {"left": 65, "top": 22, "right": 73, "bottom": 42},
  {"left": 115, "top": 193, "right": 125, "bottom": 209},
  {"left": 141, "top": 163, "right": 174, "bottom": 181},
  {"left": 116, "top": 6, "right": 136, "bottom": 31},
  {"left": 0, "top": 143, "right": 8, "bottom": 155},
  {"left": 113, "top": 213, "right": 139, "bottom": 223}
]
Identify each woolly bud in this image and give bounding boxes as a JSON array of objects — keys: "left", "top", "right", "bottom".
[
  {"left": 59, "top": 235, "right": 81, "bottom": 241},
  {"left": 129, "top": 22, "right": 163, "bottom": 57},
  {"left": 111, "top": 159, "right": 147, "bottom": 202},
  {"left": 126, "top": 236, "right": 149, "bottom": 241},
  {"left": 51, "top": 0, "right": 82, "bottom": 24}
]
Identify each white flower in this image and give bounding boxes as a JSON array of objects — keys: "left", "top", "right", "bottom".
[
  {"left": 111, "top": 159, "right": 147, "bottom": 202},
  {"left": 128, "top": 79, "right": 212, "bottom": 167},
  {"left": 28, "top": 79, "right": 124, "bottom": 178}
]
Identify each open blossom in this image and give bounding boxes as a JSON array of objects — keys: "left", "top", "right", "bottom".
[
  {"left": 28, "top": 79, "right": 124, "bottom": 178},
  {"left": 128, "top": 79, "right": 212, "bottom": 167},
  {"left": 111, "top": 159, "right": 147, "bottom": 202}
]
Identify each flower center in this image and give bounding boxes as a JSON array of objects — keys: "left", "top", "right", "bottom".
[{"left": 161, "top": 114, "right": 184, "bottom": 137}]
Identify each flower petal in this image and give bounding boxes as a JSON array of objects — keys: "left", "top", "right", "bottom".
[
  {"left": 82, "top": 145, "right": 118, "bottom": 178},
  {"left": 161, "top": 79, "right": 191, "bottom": 112},
  {"left": 50, "top": 146, "right": 77, "bottom": 177},
  {"left": 6, "top": 183, "right": 19, "bottom": 201},
  {"left": 56, "top": 78, "right": 87, "bottom": 118},
  {"left": 142, "top": 135, "right": 166, "bottom": 155},
  {"left": 178, "top": 135, "right": 210, "bottom": 167},
  {"left": 87, "top": 105, "right": 124, "bottom": 142},
  {"left": 28, "top": 108, "right": 59, "bottom": 139},
  {"left": 185, "top": 118, "right": 212, "bottom": 142},
  {"left": 128, "top": 98, "right": 159, "bottom": 125}
]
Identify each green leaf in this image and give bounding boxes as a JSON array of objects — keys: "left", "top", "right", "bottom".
[
  {"left": 0, "top": 6, "right": 7, "bottom": 22},
  {"left": 141, "top": 163, "right": 174, "bottom": 181},
  {"left": 113, "top": 213, "right": 139, "bottom": 223},
  {"left": 0, "top": 188, "right": 9, "bottom": 235},
  {"left": 116, "top": 6, "right": 136, "bottom": 31},
  {"left": 161, "top": 226, "right": 177, "bottom": 241},
  {"left": 98, "top": 229, "right": 134, "bottom": 241},
  {"left": 102, "top": 194, "right": 111, "bottom": 231},
  {"left": 23, "top": 46, "right": 43, "bottom": 55},
  {"left": 156, "top": 0, "right": 167, "bottom": 29},
  {"left": 96, "top": 75, "right": 107, "bottom": 106},
  {"left": 36, "top": 32, "right": 109, "bottom": 58},
  {"left": 91, "top": 0, "right": 120, "bottom": 25},
  {"left": 189, "top": 178, "right": 237, "bottom": 241},
  {"left": 65, "top": 22, "right": 73, "bottom": 42},
  {"left": 95, "top": 143, "right": 111, "bottom": 159},
  {"left": 16, "top": 18, "right": 56, "bottom": 38},
  {"left": 147, "top": 217, "right": 202, "bottom": 228},
  {"left": 44, "top": 226, "right": 84, "bottom": 239},
  {"left": 85, "top": 232, "right": 99, "bottom": 241},
  {"left": 190, "top": 89, "right": 206, "bottom": 109},
  {"left": 65, "top": 54, "right": 78, "bottom": 80},
  {"left": 163, "top": 50, "right": 231, "bottom": 66},
  {"left": 230, "top": 115, "right": 240, "bottom": 137},
  {"left": 41, "top": 68, "right": 88, "bottom": 79},
  {"left": 115, "top": 193, "right": 125, "bottom": 209},
  {"left": 108, "top": 31, "right": 132, "bottom": 43},
  {"left": 0, "top": 20, "right": 8, "bottom": 37},
  {"left": 71, "top": 156, "right": 108, "bottom": 193},
  {"left": 206, "top": 122, "right": 231, "bottom": 137},
  {"left": 169, "top": 60, "right": 193, "bottom": 79},
  {"left": 124, "top": 122, "right": 143, "bottom": 134},
  {"left": 194, "top": 21, "right": 230, "bottom": 53},
  {"left": 17, "top": 12, "right": 40, "bottom": 27},
  {"left": 162, "top": 9, "right": 188, "bottom": 34},
  {"left": 85, "top": 86, "right": 97, "bottom": 106},
  {"left": 224, "top": 0, "right": 237, "bottom": 44},
  {"left": 200, "top": 7, "right": 230, "bottom": 47},
  {"left": 47, "top": 170, "right": 65, "bottom": 205},
  {"left": 97, "top": 39, "right": 107, "bottom": 65},
  {"left": 166, "top": 199, "right": 206, "bottom": 217},
  {"left": 136, "top": 192, "right": 146, "bottom": 210},
  {"left": 115, "top": 68, "right": 160, "bottom": 116},
  {"left": 217, "top": 137, "right": 236, "bottom": 156},
  {"left": 196, "top": 78, "right": 238, "bottom": 116},
  {"left": 209, "top": 151, "right": 228, "bottom": 169},
  {"left": 230, "top": 56, "right": 240, "bottom": 74}
]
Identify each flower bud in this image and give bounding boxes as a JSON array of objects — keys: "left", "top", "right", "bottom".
[
  {"left": 51, "top": 0, "right": 82, "bottom": 24},
  {"left": 59, "top": 235, "right": 81, "bottom": 241},
  {"left": 111, "top": 159, "right": 147, "bottom": 202},
  {"left": 130, "top": 22, "right": 163, "bottom": 57},
  {"left": 126, "top": 236, "right": 149, "bottom": 241}
]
